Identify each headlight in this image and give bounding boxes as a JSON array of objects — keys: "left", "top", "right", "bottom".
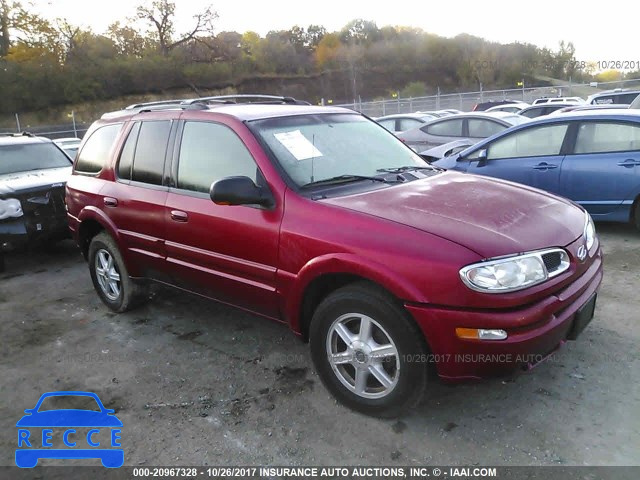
[
  {"left": 460, "top": 248, "right": 569, "bottom": 293},
  {"left": 584, "top": 213, "right": 596, "bottom": 251},
  {"left": 0, "top": 198, "right": 23, "bottom": 220}
]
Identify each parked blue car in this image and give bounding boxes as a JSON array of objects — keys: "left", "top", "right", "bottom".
[{"left": 432, "top": 109, "right": 640, "bottom": 230}]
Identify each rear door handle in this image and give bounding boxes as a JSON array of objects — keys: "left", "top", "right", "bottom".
[
  {"left": 170, "top": 210, "right": 188, "bottom": 222},
  {"left": 103, "top": 197, "right": 118, "bottom": 207},
  {"left": 617, "top": 159, "right": 640, "bottom": 167},
  {"left": 533, "top": 162, "right": 558, "bottom": 170}
]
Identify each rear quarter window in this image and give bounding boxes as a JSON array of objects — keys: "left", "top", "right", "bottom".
[
  {"left": 75, "top": 124, "right": 122, "bottom": 174},
  {"left": 423, "top": 119, "right": 463, "bottom": 136}
]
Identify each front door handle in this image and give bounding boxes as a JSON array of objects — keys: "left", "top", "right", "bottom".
[
  {"left": 533, "top": 162, "right": 558, "bottom": 170},
  {"left": 103, "top": 197, "right": 118, "bottom": 207},
  {"left": 170, "top": 210, "right": 188, "bottom": 222},
  {"left": 617, "top": 159, "right": 640, "bottom": 168}
]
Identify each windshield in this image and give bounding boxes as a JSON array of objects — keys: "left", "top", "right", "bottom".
[
  {"left": 250, "top": 113, "right": 432, "bottom": 187},
  {"left": 0, "top": 142, "right": 71, "bottom": 175}
]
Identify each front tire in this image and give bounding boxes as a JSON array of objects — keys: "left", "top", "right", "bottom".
[
  {"left": 88, "top": 232, "right": 147, "bottom": 312},
  {"left": 309, "top": 282, "right": 428, "bottom": 417}
]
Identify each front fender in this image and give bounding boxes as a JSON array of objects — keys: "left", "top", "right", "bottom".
[{"left": 282, "top": 253, "right": 430, "bottom": 334}]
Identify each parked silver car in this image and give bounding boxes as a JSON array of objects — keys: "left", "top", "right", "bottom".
[
  {"left": 397, "top": 112, "right": 527, "bottom": 150},
  {"left": 374, "top": 113, "right": 439, "bottom": 133}
]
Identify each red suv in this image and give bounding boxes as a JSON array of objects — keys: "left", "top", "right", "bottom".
[{"left": 66, "top": 95, "right": 603, "bottom": 417}]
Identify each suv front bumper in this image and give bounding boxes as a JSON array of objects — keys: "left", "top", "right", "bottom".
[{"left": 407, "top": 247, "right": 603, "bottom": 381}]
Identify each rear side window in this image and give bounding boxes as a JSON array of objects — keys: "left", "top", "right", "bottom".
[
  {"left": 574, "top": 122, "right": 640, "bottom": 154},
  {"left": 521, "top": 108, "right": 542, "bottom": 118},
  {"left": 377, "top": 119, "right": 396, "bottom": 132},
  {"left": 488, "top": 124, "right": 569, "bottom": 159},
  {"left": 177, "top": 121, "right": 258, "bottom": 193},
  {"left": 468, "top": 119, "right": 505, "bottom": 138},
  {"left": 398, "top": 118, "right": 423, "bottom": 131},
  {"left": 423, "top": 119, "right": 463, "bottom": 136},
  {"left": 75, "top": 124, "right": 122, "bottom": 173},
  {"left": 618, "top": 93, "right": 640, "bottom": 105},
  {"left": 131, "top": 121, "right": 171, "bottom": 185},
  {"left": 593, "top": 95, "right": 615, "bottom": 105}
]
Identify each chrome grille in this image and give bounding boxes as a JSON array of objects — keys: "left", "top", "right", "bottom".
[{"left": 541, "top": 249, "right": 570, "bottom": 277}]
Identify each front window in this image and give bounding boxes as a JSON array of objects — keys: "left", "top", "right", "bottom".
[
  {"left": 0, "top": 143, "right": 71, "bottom": 176},
  {"left": 250, "top": 113, "right": 430, "bottom": 188},
  {"left": 483, "top": 124, "right": 569, "bottom": 160}
]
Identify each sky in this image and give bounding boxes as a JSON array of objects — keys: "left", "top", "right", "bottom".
[{"left": 33, "top": 0, "right": 635, "bottom": 64}]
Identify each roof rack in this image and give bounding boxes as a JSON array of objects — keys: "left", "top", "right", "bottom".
[{"left": 124, "top": 94, "right": 310, "bottom": 110}]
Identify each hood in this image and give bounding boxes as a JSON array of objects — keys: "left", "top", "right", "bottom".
[
  {"left": 321, "top": 171, "right": 585, "bottom": 258},
  {"left": 0, "top": 167, "right": 71, "bottom": 196}
]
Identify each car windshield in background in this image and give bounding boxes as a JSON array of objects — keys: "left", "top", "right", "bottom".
[
  {"left": 251, "top": 113, "right": 432, "bottom": 188},
  {"left": 0, "top": 143, "right": 71, "bottom": 175}
]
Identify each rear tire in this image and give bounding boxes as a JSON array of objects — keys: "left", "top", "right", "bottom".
[
  {"left": 634, "top": 199, "right": 640, "bottom": 231},
  {"left": 309, "top": 282, "right": 428, "bottom": 417},
  {"left": 88, "top": 232, "right": 148, "bottom": 312}
]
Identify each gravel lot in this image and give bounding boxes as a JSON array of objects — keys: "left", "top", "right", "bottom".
[{"left": 1, "top": 223, "right": 638, "bottom": 467}]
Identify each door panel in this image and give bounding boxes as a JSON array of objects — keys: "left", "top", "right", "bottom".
[
  {"left": 561, "top": 121, "right": 640, "bottom": 216},
  {"left": 465, "top": 123, "right": 570, "bottom": 194},
  {"left": 164, "top": 194, "right": 281, "bottom": 317},
  {"left": 163, "top": 120, "right": 282, "bottom": 318},
  {"left": 101, "top": 182, "right": 168, "bottom": 278},
  {"left": 467, "top": 155, "right": 564, "bottom": 193}
]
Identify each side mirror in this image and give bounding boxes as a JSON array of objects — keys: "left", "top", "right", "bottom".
[
  {"left": 210, "top": 176, "right": 272, "bottom": 207},
  {"left": 475, "top": 149, "right": 489, "bottom": 167}
]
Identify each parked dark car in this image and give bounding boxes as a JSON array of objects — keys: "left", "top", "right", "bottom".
[
  {"left": 0, "top": 133, "right": 72, "bottom": 271},
  {"left": 433, "top": 109, "right": 640, "bottom": 229},
  {"left": 66, "top": 95, "right": 602, "bottom": 417},
  {"left": 397, "top": 112, "right": 527, "bottom": 150},
  {"left": 471, "top": 99, "right": 522, "bottom": 111}
]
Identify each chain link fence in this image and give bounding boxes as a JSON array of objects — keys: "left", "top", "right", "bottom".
[
  {"left": 339, "top": 78, "right": 640, "bottom": 116},
  {"left": 1, "top": 78, "right": 639, "bottom": 136}
]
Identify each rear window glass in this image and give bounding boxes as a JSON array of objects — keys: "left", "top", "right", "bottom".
[
  {"left": 0, "top": 142, "right": 71, "bottom": 175},
  {"left": 424, "top": 119, "right": 463, "bottom": 136},
  {"left": 131, "top": 121, "right": 171, "bottom": 185},
  {"left": 574, "top": 122, "right": 640, "bottom": 153},
  {"left": 75, "top": 124, "right": 122, "bottom": 173}
]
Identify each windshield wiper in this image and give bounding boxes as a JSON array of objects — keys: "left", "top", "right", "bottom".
[
  {"left": 376, "top": 165, "right": 439, "bottom": 174},
  {"left": 301, "top": 174, "right": 398, "bottom": 189}
]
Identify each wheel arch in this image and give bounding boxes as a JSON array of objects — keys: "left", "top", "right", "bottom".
[
  {"left": 77, "top": 207, "right": 119, "bottom": 259},
  {"left": 286, "top": 254, "right": 429, "bottom": 342}
]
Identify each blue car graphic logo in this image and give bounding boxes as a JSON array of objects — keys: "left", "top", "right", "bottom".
[{"left": 16, "top": 391, "right": 123, "bottom": 468}]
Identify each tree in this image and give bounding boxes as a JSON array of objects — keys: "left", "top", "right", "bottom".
[
  {"left": 136, "top": 0, "right": 217, "bottom": 56},
  {"left": 0, "top": 0, "right": 55, "bottom": 56},
  {"left": 305, "top": 25, "right": 326, "bottom": 50},
  {"left": 107, "top": 21, "right": 151, "bottom": 57}
]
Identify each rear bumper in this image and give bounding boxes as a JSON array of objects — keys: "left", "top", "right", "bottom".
[{"left": 407, "top": 248, "right": 603, "bottom": 381}]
